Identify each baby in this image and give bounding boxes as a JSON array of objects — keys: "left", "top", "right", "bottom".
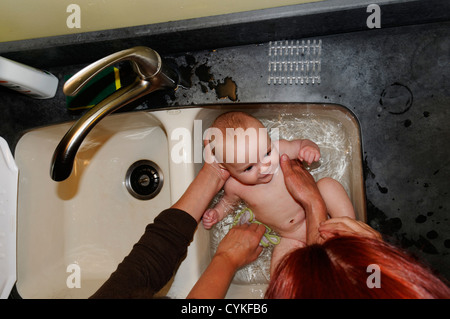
[{"left": 202, "top": 111, "right": 355, "bottom": 273}]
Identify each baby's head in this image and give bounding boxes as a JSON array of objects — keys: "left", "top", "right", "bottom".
[{"left": 205, "top": 111, "right": 279, "bottom": 185}]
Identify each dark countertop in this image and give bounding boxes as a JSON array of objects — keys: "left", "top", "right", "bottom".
[{"left": 1, "top": 0, "right": 449, "bottom": 284}]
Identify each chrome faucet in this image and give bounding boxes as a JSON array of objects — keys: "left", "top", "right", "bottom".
[{"left": 50, "top": 46, "right": 179, "bottom": 181}]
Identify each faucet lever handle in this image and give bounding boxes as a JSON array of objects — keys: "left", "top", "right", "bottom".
[
  {"left": 51, "top": 46, "right": 178, "bottom": 181},
  {"left": 63, "top": 46, "right": 162, "bottom": 96}
]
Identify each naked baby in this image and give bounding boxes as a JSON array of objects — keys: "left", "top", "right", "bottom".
[{"left": 202, "top": 111, "right": 355, "bottom": 274}]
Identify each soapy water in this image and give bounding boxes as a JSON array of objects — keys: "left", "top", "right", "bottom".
[{"left": 209, "top": 113, "right": 353, "bottom": 285}]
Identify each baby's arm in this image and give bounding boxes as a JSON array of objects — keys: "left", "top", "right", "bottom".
[
  {"left": 202, "top": 180, "right": 240, "bottom": 229},
  {"left": 279, "top": 139, "right": 320, "bottom": 165}
]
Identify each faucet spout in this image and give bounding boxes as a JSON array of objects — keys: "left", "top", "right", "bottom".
[{"left": 50, "top": 47, "right": 178, "bottom": 181}]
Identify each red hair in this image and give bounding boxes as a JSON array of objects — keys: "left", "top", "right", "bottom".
[{"left": 265, "top": 236, "right": 450, "bottom": 299}]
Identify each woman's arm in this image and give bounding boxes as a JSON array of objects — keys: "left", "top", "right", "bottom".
[
  {"left": 280, "top": 155, "right": 327, "bottom": 245},
  {"left": 280, "top": 156, "right": 382, "bottom": 245},
  {"left": 172, "top": 161, "right": 230, "bottom": 223},
  {"left": 187, "top": 223, "right": 266, "bottom": 299}
]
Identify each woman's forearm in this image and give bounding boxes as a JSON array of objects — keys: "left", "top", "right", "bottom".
[
  {"left": 172, "top": 164, "right": 228, "bottom": 222},
  {"left": 279, "top": 155, "right": 328, "bottom": 245},
  {"left": 186, "top": 254, "right": 236, "bottom": 299},
  {"left": 304, "top": 197, "right": 328, "bottom": 245},
  {"left": 187, "top": 223, "right": 265, "bottom": 299}
]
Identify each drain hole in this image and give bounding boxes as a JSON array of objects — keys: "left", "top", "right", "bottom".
[{"left": 125, "top": 160, "right": 163, "bottom": 200}]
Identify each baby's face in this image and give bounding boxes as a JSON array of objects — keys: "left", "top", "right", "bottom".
[{"left": 220, "top": 129, "right": 279, "bottom": 185}]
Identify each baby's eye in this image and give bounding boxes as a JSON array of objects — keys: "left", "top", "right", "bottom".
[
  {"left": 244, "top": 165, "right": 254, "bottom": 172},
  {"left": 265, "top": 150, "right": 272, "bottom": 157}
]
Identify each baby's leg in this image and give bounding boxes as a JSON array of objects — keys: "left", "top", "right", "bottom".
[
  {"left": 270, "top": 237, "right": 305, "bottom": 277},
  {"left": 316, "top": 177, "right": 355, "bottom": 219}
]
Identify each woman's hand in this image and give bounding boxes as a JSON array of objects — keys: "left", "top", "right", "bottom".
[
  {"left": 187, "top": 223, "right": 265, "bottom": 299},
  {"left": 214, "top": 223, "right": 266, "bottom": 270},
  {"left": 318, "top": 217, "right": 383, "bottom": 242},
  {"left": 280, "top": 154, "right": 323, "bottom": 210}
]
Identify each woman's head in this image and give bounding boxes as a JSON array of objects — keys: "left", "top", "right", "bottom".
[{"left": 265, "top": 236, "right": 450, "bottom": 299}]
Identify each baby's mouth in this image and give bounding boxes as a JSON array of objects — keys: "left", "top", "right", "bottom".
[{"left": 258, "top": 174, "right": 273, "bottom": 183}]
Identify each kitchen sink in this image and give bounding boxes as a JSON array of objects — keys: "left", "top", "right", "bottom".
[{"left": 11, "top": 103, "right": 365, "bottom": 298}]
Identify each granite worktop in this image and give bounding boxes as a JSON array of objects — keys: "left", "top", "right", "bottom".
[{"left": 1, "top": 0, "right": 449, "bottom": 285}]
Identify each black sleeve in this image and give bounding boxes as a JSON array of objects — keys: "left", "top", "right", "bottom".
[{"left": 89, "top": 208, "right": 198, "bottom": 298}]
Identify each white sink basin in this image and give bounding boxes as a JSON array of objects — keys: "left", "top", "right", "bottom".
[
  {"left": 15, "top": 111, "right": 172, "bottom": 298},
  {"left": 13, "top": 104, "right": 365, "bottom": 299}
]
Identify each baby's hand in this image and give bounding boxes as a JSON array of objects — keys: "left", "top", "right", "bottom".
[
  {"left": 202, "top": 208, "right": 219, "bottom": 229},
  {"left": 298, "top": 145, "right": 320, "bottom": 165}
]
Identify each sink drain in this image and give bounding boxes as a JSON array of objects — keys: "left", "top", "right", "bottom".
[{"left": 125, "top": 160, "right": 163, "bottom": 200}]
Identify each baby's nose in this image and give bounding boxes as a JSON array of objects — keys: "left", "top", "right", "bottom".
[{"left": 260, "top": 161, "right": 272, "bottom": 174}]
